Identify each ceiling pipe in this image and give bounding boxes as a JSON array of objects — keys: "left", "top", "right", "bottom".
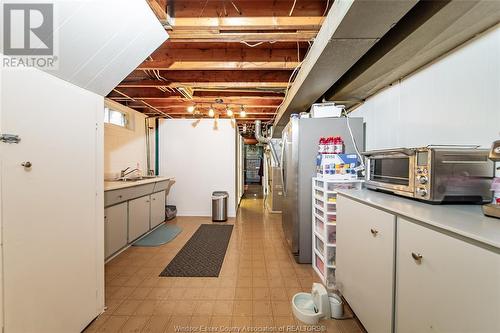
[
  {"left": 255, "top": 120, "right": 280, "bottom": 166},
  {"left": 164, "top": 0, "right": 175, "bottom": 30},
  {"left": 254, "top": 120, "right": 272, "bottom": 144}
]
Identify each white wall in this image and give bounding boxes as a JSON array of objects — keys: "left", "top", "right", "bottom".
[
  {"left": 236, "top": 133, "right": 245, "bottom": 206},
  {"left": 159, "top": 119, "right": 237, "bottom": 217},
  {"left": 352, "top": 25, "right": 500, "bottom": 151},
  {"left": 104, "top": 99, "right": 148, "bottom": 179}
]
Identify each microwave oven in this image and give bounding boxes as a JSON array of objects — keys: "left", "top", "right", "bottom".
[{"left": 363, "top": 146, "right": 494, "bottom": 203}]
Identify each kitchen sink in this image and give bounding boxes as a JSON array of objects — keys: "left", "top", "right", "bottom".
[{"left": 109, "top": 176, "right": 157, "bottom": 182}]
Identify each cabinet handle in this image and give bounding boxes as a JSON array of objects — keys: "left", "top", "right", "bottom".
[
  {"left": 411, "top": 252, "right": 423, "bottom": 264},
  {"left": 118, "top": 195, "right": 123, "bottom": 199},
  {"left": 370, "top": 228, "right": 378, "bottom": 236}
]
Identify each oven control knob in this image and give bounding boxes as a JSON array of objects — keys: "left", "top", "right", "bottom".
[
  {"left": 418, "top": 176, "right": 428, "bottom": 184},
  {"left": 417, "top": 188, "right": 428, "bottom": 197}
]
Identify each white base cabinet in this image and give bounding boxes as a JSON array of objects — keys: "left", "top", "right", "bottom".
[
  {"left": 337, "top": 194, "right": 500, "bottom": 333},
  {"left": 151, "top": 191, "right": 166, "bottom": 228},
  {"left": 336, "top": 196, "right": 396, "bottom": 333},
  {"left": 104, "top": 203, "right": 128, "bottom": 258},
  {"left": 105, "top": 190, "right": 167, "bottom": 259},
  {"left": 128, "top": 195, "right": 152, "bottom": 242},
  {"left": 396, "top": 218, "right": 500, "bottom": 333}
]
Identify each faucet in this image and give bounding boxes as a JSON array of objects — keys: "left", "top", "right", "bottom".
[
  {"left": 120, "top": 167, "right": 130, "bottom": 178},
  {"left": 120, "top": 167, "right": 139, "bottom": 179}
]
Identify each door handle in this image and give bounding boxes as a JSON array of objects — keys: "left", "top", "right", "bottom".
[
  {"left": 411, "top": 252, "right": 423, "bottom": 264},
  {"left": 370, "top": 228, "right": 378, "bottom": 236},
  {"left": 21, "top": 161, "right": 32, "bottom": 168}
]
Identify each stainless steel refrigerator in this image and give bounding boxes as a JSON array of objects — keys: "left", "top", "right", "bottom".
[{"left": 280, "top": 117, "right": 364, "bottom": 263}]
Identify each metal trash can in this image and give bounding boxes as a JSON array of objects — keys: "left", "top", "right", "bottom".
[{"left": 212, "top": 191, "right": 228, "bottom": 222}]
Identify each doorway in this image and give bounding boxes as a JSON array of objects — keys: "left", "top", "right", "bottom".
[{"left": 244, "top": 144, "right": 263, "bottom": 198}]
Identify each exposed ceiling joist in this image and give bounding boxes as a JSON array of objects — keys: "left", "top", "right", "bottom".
[
  {"left": 127, "top": 69, "right": 293, "bottom": 83},
  {"left": 146, "top": 47, "right": 305, "bottom": 64},
  {"left": 167, "top": 30, "right": 318, "bottom": 42},
  {"left": 138, "top": 60, "right": 301, "bottom": 70},
  {"left": 146, "top": 0, "right": 168, "bottom": 23},
  {"left": 169, "top": 16, "right": 323, "bottom": 31},
  {"left": 117, "top": 81, "right": 288, "bottom": 89}
]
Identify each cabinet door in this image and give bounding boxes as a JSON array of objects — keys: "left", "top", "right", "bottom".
[
  {"left": 336, "top": 196, "right": 396, "bottom": 333},
  {"left": 128, "top": 195, "right": 150, "bottom": 241},
  {"left": 104, "top": 203, "right": 128, "bottom": 258},
  {"left": 396, "top": 218, "right": 500, "bottom": 333},
  {"left": 150, "top": 191, "right": 166, "bottom": 228}
]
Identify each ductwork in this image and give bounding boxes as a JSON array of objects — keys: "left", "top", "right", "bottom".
[
  {"left": 254, "top": 120, "right": 272, "bottom": 144},
  {"left": 255, "top": 120, "right": 280, "bottom": 166}
]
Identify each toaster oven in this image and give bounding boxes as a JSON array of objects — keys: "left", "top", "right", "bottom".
[{"left": 363, "top": 146, "right": 494, "bottom": 203}]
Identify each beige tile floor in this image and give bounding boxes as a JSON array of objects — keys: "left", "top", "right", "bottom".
[{"left": 85, "top": 191, "right": 363, "bottom": 333}]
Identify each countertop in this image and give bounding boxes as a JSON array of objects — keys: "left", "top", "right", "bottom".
[
  {"left": 104, "top": 177, "right": 173, "bottom": 191},
  {"left": 336, "top": 188, "right": 500, "bottom": 250}
]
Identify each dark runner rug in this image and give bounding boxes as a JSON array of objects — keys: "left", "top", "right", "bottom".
[{"left": 159, "top": 224, "right": 233, "bottom": 277}]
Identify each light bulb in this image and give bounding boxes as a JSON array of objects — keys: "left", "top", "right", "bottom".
[
  {"left": 187, "top": 105, "right": 195, "bottom": 113},
  {"left": 240, "top": 109, "right": 246, "bottom": 117},
  {"left": 226, "top": 107, "right": 233, "bottom": 117},
  {"left": 208, "top": 108, "right": 215, "bottom": 117}
]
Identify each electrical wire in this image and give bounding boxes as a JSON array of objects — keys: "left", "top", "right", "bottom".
[
  {"left": 266, "top": 61, "right": 303, "bottom": 125},
  {"left": 322, "top": 0, "right": 330, "bottom": 17},
  {"left": 266, "top": 37, "right": 314, "bottom": 126},
  {"left": 240, "top": 40, "right": 277, "bottom": 48},
  {"left": 343, "top": 107, "right": 365, "bottom": 173},
  {"left": 289, "top": 0, "right": 297, "bottom": 16}
]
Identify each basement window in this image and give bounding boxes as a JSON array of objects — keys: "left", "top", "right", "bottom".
[{"left": 104, "top": 107, "right": 128, "bottom": 128}]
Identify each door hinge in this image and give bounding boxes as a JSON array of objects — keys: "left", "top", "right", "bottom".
[{"left": 0, "top": 134, "right": 21, "bottom": 144}]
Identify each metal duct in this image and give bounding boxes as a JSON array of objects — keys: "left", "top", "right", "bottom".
[
  {"left": 255, "top": 120, "right": 280, "bottom": 166},
  {"left": 254, "top": 120, "right": 272, "bottom": 144}
]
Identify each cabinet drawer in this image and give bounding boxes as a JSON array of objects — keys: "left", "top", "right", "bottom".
[
  {"left": 104, "top": 183, "right": 155, "bottom": 207},
  {"left": 396, "top": 218, "right": 500, "bottom": 333},
  {"left": 336, "top": 196, "right": 396, "bottom": 333}
]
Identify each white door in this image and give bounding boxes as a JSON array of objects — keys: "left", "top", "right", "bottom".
[
  {"left": 128, "top": 195, "right": 151, "bottom": 241},
  {"left": 396, "top": 218, "right": 500, "bottom": 333},
  {"left": 336, "top": 196, "right": 396, "bottom": 333},
  {"left": 105, "top": 203, "right": 128, "bottom": 258},
  {"left": 0, "top": 67, "right": 104, "bottom": 332},
  {"left": 150, "top": 190, "right": 166, "bottom": 228}
]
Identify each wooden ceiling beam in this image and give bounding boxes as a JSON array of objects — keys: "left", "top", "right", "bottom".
[
  {"left": 127, "top": 105, "right": 280, "bottom": 112},
  {"left": 171, "top": 1, "right": 327, "bottom": 18},
  {"left": 167, "top": 30, "right": 317, "bottom": 42},
  {"left": 124, "top": 69, "right": 293, "bottom": 83},
  {"left": 110, "top": 94, "right": 283, "bottom": 102},
  {"left": 116, "top": 82, "right": 288, "bottom": 90},
  {"left": 170, "top": 16, "right": 323, "bottom": 31},
  {"left": 193, "top": 91, "right": 284, "bottom": 98},
  {"left": 147, "top": 47, "right": 305, "bottom": 64},
  {"left": 146, "top": 0, "right": 167, "bottom": 22},
  {"left": 138, "top": 60, "right": 300, "bottom": 71}
]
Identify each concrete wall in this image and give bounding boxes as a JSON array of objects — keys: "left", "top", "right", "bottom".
[
  {"left": 352, "top": 25, "right": 500, "bottom": 151},
  {"left": 158, "top": 119, "right": 237, "bottom": 217}
]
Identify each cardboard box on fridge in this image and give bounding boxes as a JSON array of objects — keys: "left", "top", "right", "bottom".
[{"left": 316, "top": 153, "right": 360, "bottom": 180}]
